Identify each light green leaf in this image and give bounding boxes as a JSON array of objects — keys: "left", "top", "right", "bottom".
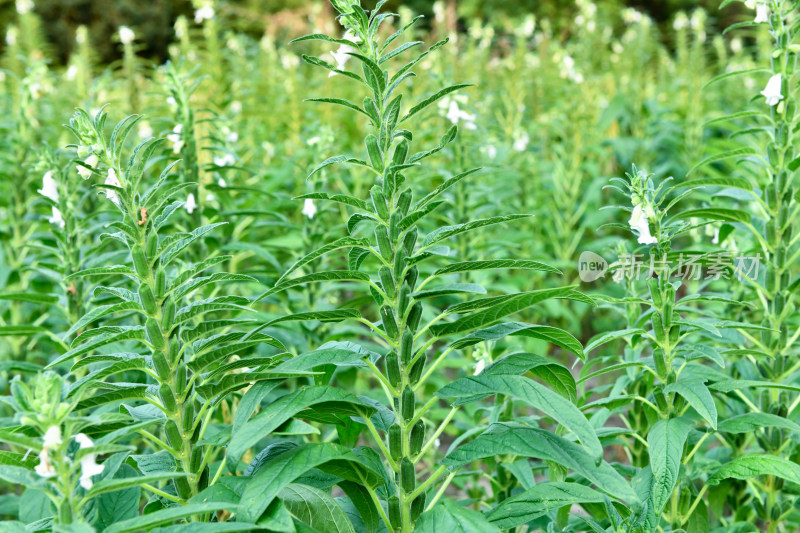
[
  {"left": 647, "top": 417, "right": 692, "bottom": 515},
  {"left": 486, "top": 482, "right": 605, "bottom": 528},
  {"left": 665, "top": 380, "right": 717, "bottom": 429},
  {"left": 707, "top": 455, "right": 800, "bottom": 486},
  {"left": 281, "top": 483, "right": 357, "bottom": 533}
]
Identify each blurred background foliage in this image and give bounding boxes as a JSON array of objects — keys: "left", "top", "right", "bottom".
[{"left": 0, "top": 0, "right": 746, "bottom": 65}]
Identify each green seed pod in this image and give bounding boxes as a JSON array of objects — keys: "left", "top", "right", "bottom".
[
  {"left": 138, "top": 283, "right": 158, "bottom": 315},
  {"left": 679, "top": 486, "right": 691, "bottom": 516},
  {"left": 653, "top": 347, "right": 667, "bottom": 380},
  {"left": 663, "top": 304, "right": 673, "bottom": 330},
  {"left": 653, "top": 389, "right": 668, "bottom": 413},
  {"left": 389, "top": 211, "right": 401, "bottom": 242},
  {"left": 669, "top": 325, "right": 680, "bottom": 345},
  {"left": 388, "top": 424, "right": 402, "bottom": 461},
  {"left": 400, "top": 331, "right": 413, "bottom": 366},
  {"left": 366, "top": 135, "right": 383, "bottom": 171},
  {"left": 381, "top": 306, "right": 399, "bottom": 339},
  {"left": 652, "top": 313, "right": 665, "bottom": 344},
  {"left": 407, "top": 301, "right": 423, "bottom": 333},
  {"left": 174, "top": 477, "right": 192, "bottom": 500},
  {"left": 132, "top": 246, "right": 149, "bottom": 277},
  {"left": 405, "top": 266, "right": 419, "bottom": 291},
  {"left": 401, "top": 386, "right": 415, "bottom": 422},
  {"left": 176, "top": 365, "right": 186, "bottom": 393},
  {"left": 400, "top": 457, "right": 415, "bottom": 493},
  {"left": 398, "top": 282, "right": 410, "bottom": 317},
  {"left": 410, "top": 492, "right": 426, "bottom": 521},
  {"left": 371, "top": 186, "right": 389, "bottom": 220},
  {"left": 161, "top": 298, "right": 176, "bottom": 331},
  {"left": 402, "top": 227, "right": 417, "bottom": 256},
  {"left": 182, "top": 402, "right": 194, "bottom": 433},
  {"left": 190, "top": 447, "right": 203, "bottom": 473},
  {"left": 408, "top": 355, "right": 424, "bottom": 385},
  {"left": 392, "top": 139, "right": 409, "bottom": 166},
  {"left": 165, "top": 420, "right": 183, "bottom": 448},
  {"left": 379, "top": 267, "right": 396, "bottom": 300},
  {"left": 169, "top": 339, "right": 180, "bottom": 366},
  {"left": 146, "top": 231, "right": 158, "bottom": 257},
  {"left": 154, "top": 267, "right": 166, "bottom": 298},
  {"left": 648, "top": 279, "right": 662, "bottom": 307},
  {"left": 159, "top": 383, "right": 176, "bottom": 412},
  {"left": 397, "top": 189, "right": 412, "bottom": 217},
  {"left": 375, "top": 226, "right": 392, "bottom": 259},
  {"left": 410, "top": 420, "right": 425, "bottom": 455},
  {"left": 388, "top": 496, "right": 401, "bottom": 529},
  {"left": 146, "top": 318, "right": 165, "bottom": 350},
  {"left": 385, "top": 351, "right": 401, "bottom": 388},
  {"left": 393, "top": 246, "right": 407, "bottom": 282},
  {"left": 198, "top": 465, "right": 210, "bottom": 492}
]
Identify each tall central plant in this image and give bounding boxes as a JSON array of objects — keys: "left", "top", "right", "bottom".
[{"left": 240, "top": 1, "right": 597, "bottom": 530}]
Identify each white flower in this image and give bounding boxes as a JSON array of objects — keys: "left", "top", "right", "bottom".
[
  {"left": 118, "top": 26, "right": 135, "bottom": 45},
  {"left": 38, "top": 171, "right": 59, "bottom": 202},
  {"left": 754, "top": 1, "right": 769, "bottom": 23},
  {"left": 75, "top": 434, "right": 103, "bottom": 489},
  {"left": 185, "top": 193, "right": 197, "bottom": 214},
  {"left": 218, "top": 178, "right": 227, "bottom": 187},
  {"left": 6, "top": 28, "right": 17, "bottom": 46},
  {"left": 49, "top": 207, "right": 65, "bottom": 229},
  {"left": 712, "top": 227, "right": 720, "bottom": 245},
  {"left": 168, "top": 124, "right": 183, "bottom": 153},
  {"left": 628, "top": 204, "right": 657, "bottom": 245},
  {"left": 166, "top": 95, "right": 176, "bottom": 106},
  {"left": 43, "top": 426, "right": 62, "bottom": 448},
  {"left": 77, "top": 154, "right": 98, "bottom": 179},
  {"left": 230, "top": 101, "right": 242, "bottom": 114},
  {"left": 486, "top": 145, "right": 498, "bottom": 159},
  {"left": 225, "top": 131, "right": 238, "bottom": 143},
  {"left": 34, "top": 449, "right": 56, "bottom": 478},
  {"left": 139, "top": 121, "right": 153, "bottom": 139},
  {"left": 16, "top": 0, "right": 33, "bottom": 14},
  {"left": 65, "top": 64, "right": 78, "bottom": 81},
  {"left": 104, "top": 168, "right": 122, "bottom": 207},
  {"left": 194, "top": 5, "right": 215, "bottom": 23},
  {"left": 445, "top": 101, "right": 477, "bottom": 130},
  {"left": 328, "top": 31, "right": 359, "bottom": 77},
  {"left": 213, "top": 153, "right": 235, "bottom": 167},
  {"left": 761, "top": 74, "right": 783, "bottom": 106},
  {"left": 513, "top": 132, "right": 530, "bottom": 152},
  {"left": 302, "top": 198, "right": 317, "bottom": 219},
  {"left": 473, "top": 358, "right": 486, "bottom": 375}
]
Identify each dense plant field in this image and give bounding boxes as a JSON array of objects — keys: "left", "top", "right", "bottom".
[{"left": 1, "top": 0, "right": 799, "bottom": 531}]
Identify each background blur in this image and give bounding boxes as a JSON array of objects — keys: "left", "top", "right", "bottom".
[{"left": 2, "top": 0, "right": 745, "bottom": 65}]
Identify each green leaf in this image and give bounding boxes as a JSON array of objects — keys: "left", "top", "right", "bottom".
[
  {"left": 584, "top": 328, "right": 645, "bottom": 354},
  {"left": 686, "top": 147, "right": 758, "bottom": 176},
  {"left": 431, "top": 287, "right": 580, "bottom": 338},
  {"left": 158, "top": 223, "right": 227, "bottom": 266},
  {"left": 414, "top": 168, "right": 481, "bottom": 209},
  {"left": 280, "top": 483, "right": 357, "bottom": 533},
  {"left": 415, "top": 498, "right": 500, "bottom": 533},
  {"left": 278, "top": 237, "right": 370, "bottom": 284},
  {"left": 87, "top": 472, "right": 186, "bottom": 497},
  {"left": 422, "top": 214, "right": 531, "bottom": 248},
  {"left": 228, "top": 386, "right": 373, "bottom": 470},
  {"left": 48, "top": 327, "right": 146, "bottom": 368},
  {"left": 647, "top": 417, "right": 692, "bottom": 515},
  {"left": 672, "top": 208, "right": 751, "bottom": 224},
  {"left": 717, "top": 413, "right": 800, "bottom": 434},
  {"left": 449, "top": 321, "right": 583, "bottom": 359},
  {"left": 66, "top": 302, "right": 143, "bottom": 337},
  {"left": 238, "top": 443, "right": 382, "bottom": 523},
  {"left": 433, "top": 259, "right": 560, "bottom": 277},
  {"left": 308, "top": 155, "right": 372, "bottom": 178},
  {"left": 438, "top": 375, "right": 602, "bottom": 461},
  {"left": 258, "top": 271, "right": 371, "bottom": 301},
  {"left": 486, "top": 482, "right": 605, "bottom": 528},
  {"left": 702, "top": 67, "right": 770, "bottom": 90},
  {"left": 413, "top": 283, "right": 486, "bottom": 299},
  {"left": 482, "top": 353, "right": 576, "bottom": 403},
  {"left": 664, "top": 379, "right": 718, "bottom": 429},
  {"left": 64, "top": 265, "right": 139, "bottom": 282},
  {"left": 0, "top": 292, "right": 59, "bottom": 305},
  {"left": 104, "top": 503, "right": 236, "bottom": 533},
  {"left": 0, "top": 465, "right": 48, "bottom": 490},
  {"left": 443, "top": 423, "right": 637, "bottom": 502},
  {"left": 401, "top": 84, "right": 474, "bottom": 122},
  {"left": 246, "top": 309, "right": 362, "bottom": 340},
  {"left": 295, "top": 191, "right": 370, "bottom": 211},
  {"left": 707, "top": 455, "right": 800, "bottom": 486}
]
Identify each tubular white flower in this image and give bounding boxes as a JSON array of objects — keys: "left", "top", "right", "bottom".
[
  {"left": 194, "top": 5, "right": 215, "bottom": 23},
  {"left": 628, "top": 204, "right": 658, "bottom": 245},
  {"left": 43, "top": 426, "right": 62, "bottom": 448},
  {"left": 213, "top": 153, "right": 235, "bottom": 167},
  {"left": 34, "top": 449, "right": 56, "bottom": 478},
  {"left": 761, "top": 74, "right": 783, "bottom": 106},
  {"left": 49, "top": 207, "right": 65, "bottom": 229},
  {"left": 445, "top": 101, "right": 477, "bottom": 130},
  {"left": 16, "top": 0, "right": 33, "bottom": 14},
  {"left": 77, "top": 154, "right": 99, "bottom": 179},
  {"left": 74, "top": 433, "right": 103, "bottom": 489},
  {"left": 185, "top": 193, "right": 197, "bottom": 214},
  {"left": 302, "top": 198, "right": 317, "bottom": 219},
  {"left": 513, "top": 132, "right": 530, "bottom": 152},
  {"left": 104, "top": 168, "right": 122, "bottom": 207},
  {"left": 38, "top": 171, "right": 59, "bottom": 202},
  {"left": 168, "top": 124, "right": 183, "bottom": 153},
  {"left": 118, "top": 26, "right": 135, "bottom": 45},
  {"left": 754, "top": 1, "right": 769, "bottom": 23}
]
